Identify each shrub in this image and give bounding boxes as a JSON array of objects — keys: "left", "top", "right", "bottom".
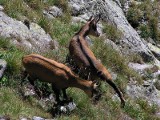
[
  {"left": 126, "top": 6, "right": 143, "bottom": 28},
  {"left": 139, "top": 24, "right": 150, "bottom": 39},
  {"left": 103, "top": 23, "right": 122, "bottom": 41}
]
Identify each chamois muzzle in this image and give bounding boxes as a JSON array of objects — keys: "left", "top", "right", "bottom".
[{"left": 92, "top": 80, "right": 102, "bottom": 102}]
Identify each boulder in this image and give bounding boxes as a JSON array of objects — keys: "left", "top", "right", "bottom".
[
  {"left": 126, "top": 80, "right": 160, "bottom": 106},
  {"left": 0, "top": 11, "right": 58, "bottom": 52},
  {"left": 0, "top": 59, "right": 7, "bottom": 79},
  {"left": 43, "top": 6, "right": 63, "bottom": 19}
]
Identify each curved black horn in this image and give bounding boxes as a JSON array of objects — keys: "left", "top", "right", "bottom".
[{"left": 88, "top": 16, "right": 94, "bottom": 21}]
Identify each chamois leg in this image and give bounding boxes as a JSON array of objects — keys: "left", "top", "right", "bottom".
[
  {"left": 52, "top": 84, "right": 61, "bottom": 104},
  {"left": 106, "top": 79, "right": 125, "bottom": 108},
  {"left": 28, "top": 75, "right": 42, "bottom": 98},
  {"left": 62, "top": 88, "right": 68, "bottom": 100},
  {"left": 28, "top": 75, "right": 35, "bottom": 86}
]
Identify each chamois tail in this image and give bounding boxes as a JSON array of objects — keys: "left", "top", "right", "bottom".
[{"left": 106, "top": 80, "right": 125, "bottom": 108}]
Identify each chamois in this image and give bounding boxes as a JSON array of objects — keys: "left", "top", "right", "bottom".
[
  {"left": 22, "top": 54, "right": 101, "bottom": 104},
  {"left": 68, "top": 16, "right": 125, "bottom": 107}
]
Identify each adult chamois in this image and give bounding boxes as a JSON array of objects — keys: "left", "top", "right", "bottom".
[
  {"left": 68, "top": 16, "right": 125, "bottom": 107},
  {"left": 22, "top": 54, "right": 101, "bottom": 104}
]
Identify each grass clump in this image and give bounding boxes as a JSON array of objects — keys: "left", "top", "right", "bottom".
[
  {"left": 126, "top": 2, "right": 143, "bottom": 28},
  {"left": 103, "top": 23, "right": 122, "bottom": 42},
  {"left": 0, "top": 37, "right": 25, "bottom": 76}
]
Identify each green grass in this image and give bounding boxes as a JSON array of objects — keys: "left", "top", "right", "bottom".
[
  {"left": 0, "top": 87, "right": 52, "bottom": 119},
  {"left": 0, "top": 37, "right": 25, "bottom": 76},
  {"left": 103, "top": 23, "right": 122, "bottom": 42}
]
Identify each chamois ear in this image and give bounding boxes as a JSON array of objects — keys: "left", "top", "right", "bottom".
[{"left": 88, "top": 16, "right": 94, "bottom": 21}]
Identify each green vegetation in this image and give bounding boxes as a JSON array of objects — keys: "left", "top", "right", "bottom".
[
  {"left": 0, "top": 87, "right": 52, "bottom": 119},
  {"left": 103, "top": 23, "right": 122, "bottom": 42},
  {"left": 0, "top": 0, "right": 159, "bottom": 119},
  {"left": 126, "top": 0, "right": 160, "bottom": 43}
]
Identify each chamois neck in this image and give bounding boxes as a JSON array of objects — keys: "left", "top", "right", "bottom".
[
  {"left": 76, "top": 25, "right": 90, "bottom": 38},
  {"left": 70, "top": 76, "right": 92, "bottom": 91}
]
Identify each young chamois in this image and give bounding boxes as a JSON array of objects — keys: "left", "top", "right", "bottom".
[
  {"left": 68, "top": 16, "right": 125, "bottom": 107},
  {"left": 22, "top": 54, "right": 101, "bottom": 104}
]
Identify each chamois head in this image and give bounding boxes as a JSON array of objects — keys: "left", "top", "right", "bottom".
[
  {"left": 85, "top": 80, "right": 101, "bottom": 102},
  {"left": 87, "top": 15, "right": 101, "bottom": 37}
]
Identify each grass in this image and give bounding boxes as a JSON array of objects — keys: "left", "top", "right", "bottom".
[
  {"left": 0, "top": 37, "right": 25, "bottom": 76},
  {"left": 103, "top": 23, "right": 122, "bottom": 42},
  {"left": 0, "top": 87, "right": 52, "bottom": 119}
]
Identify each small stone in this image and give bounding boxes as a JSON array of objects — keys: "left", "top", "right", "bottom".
[
  {"left": 0, "top": 59, "right": 7, "bottom": 79},
  {"left": 32, "top": 116, "right": 44, "bottom": 120},
  {"left": 20, "top": 117, "right": 28, "bottom": 120},
  {"left": 48, "top": 6, "right": 63, "bottom": 17},
  {"left": 0, "top": 5, "right": 4, "bottom": 11}
]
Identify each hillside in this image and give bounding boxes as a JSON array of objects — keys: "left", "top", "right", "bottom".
[{"left": 0, "top": 0, "right": 160, "bottom": 119}]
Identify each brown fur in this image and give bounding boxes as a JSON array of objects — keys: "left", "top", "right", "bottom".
[
  {"left": 22, "top": 54, "right": 101, "bottom": 103},
  {"left": 69, "top": 16, "right": 125, "bottom": 107}
]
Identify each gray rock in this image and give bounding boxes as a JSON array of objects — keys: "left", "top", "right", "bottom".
[
  {"left": 126, "top": 80, "right": 159, "bottom": 104},
  {"left": 128, "top": 62, "right": 160, "bottom": 79},
  {"left": 0, "top": 5, "right": 4, "bottom": 11},
  {"left": 68, "top": 0, "right": 88, "bottom": 16},
  {"left": 0, "top": 11, "right": 58, "bottom": 52},
  {"left": 48, "top": 6, "right": 63, "bottom": 17},
  {"left": 43, "top": 10, "right": 55, "bottom": 20},
  {"left": 33, "top": 116, "right": 44, "bottom": 120},
  {"left": 43, "top": 6, "right": 63, "bottom": 19},
  {"left": 71, "top": 16, "right": 86, "bottom": 24},
  {"left": 148, "top": 43, "right": 160, "bottom": 60},
  {"left": 20, "top": 117, "right": 29, "bottom": 120},
  {"left": 128, "top": 62, "right": 153, "bottom": 75},
  {"left": 0, "top": 59, "right": 7, "bottom": 79}
]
